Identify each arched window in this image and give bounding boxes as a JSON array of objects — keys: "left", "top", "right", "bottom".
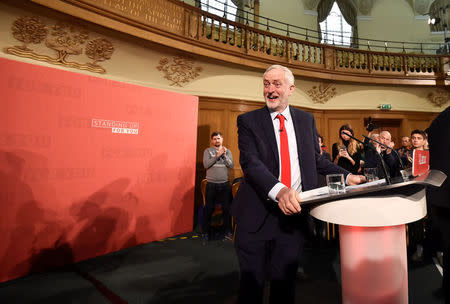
[
  {"left": 317, "top": 0, "right": 358, "bottom": 47},
  {"left": 200, "top": 0, "right": 238, "bottom": 22},
  {"left": 319, "top": 2, "right": 352, "bottom": 45}
]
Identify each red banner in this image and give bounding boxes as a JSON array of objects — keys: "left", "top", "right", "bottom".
[{"left": 0, "top": 58, "right": 198, "bottom": 282}]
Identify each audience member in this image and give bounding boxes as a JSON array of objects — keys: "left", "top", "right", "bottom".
[
  {"left": 407, "top": 129, "right": 427, "bottom": 165},
  {"left": 318, "top": 134, "right": 329, "bottom": 153},
  {"left": 232, "top": 64, "right": 365, "bottom": 304},
  {"left": 407, "top": 129, "right": 429, "bottom": 262},
  {"left": 398, "top": 136, "right": 412, "bottom": 159},
  {"left": 332, "top": 124, "right": 363, "bottom": 174},
  {"left": 317, "top": 135, "right": 331, "bottom": 187},
  {"left": 364, "top": 130, "right": 402, "bottom": 179},
  {"left": 202, "top": 131, "right": 234, "bottom": 242}
]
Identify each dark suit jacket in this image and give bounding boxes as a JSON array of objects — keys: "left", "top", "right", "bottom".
[
  {"left": 427, "top": 106, "right": 450, "bottom": 209},
  {"left": 232, "top": 106, "right": 349, "bottom": 233}
]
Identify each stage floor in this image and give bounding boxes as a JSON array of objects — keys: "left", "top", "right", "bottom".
[{"left": 0, "top": 231, "right": 444, "bottom": 304}]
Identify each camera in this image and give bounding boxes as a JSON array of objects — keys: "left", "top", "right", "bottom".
[{"left": 366, "top": 117, "right": 378, "bottom": 132}]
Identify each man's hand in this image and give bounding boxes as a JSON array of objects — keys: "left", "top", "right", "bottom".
[
  {"left": 276, "top": 187, "right": 302, "bottom": 215},
  {"left": 347, "top": 174, "right": 366, "bottom": 185},
  {"left": 217, "top": 147, "right": 226, "bottom": 158}
]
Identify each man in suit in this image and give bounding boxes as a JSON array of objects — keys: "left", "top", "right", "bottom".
[
  {"left": 427, "top": 106, "right": 450, "bottom": 304},
  {"left": 232, "top": 65, "right": 365, "bottom": 304}
]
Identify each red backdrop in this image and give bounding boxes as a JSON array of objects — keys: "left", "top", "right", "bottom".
[{"left": 0, "top": 58, "right": 198, "bottom": 283}]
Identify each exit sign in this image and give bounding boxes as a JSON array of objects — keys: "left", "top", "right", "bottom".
[{"left": 380, "top": 104, "right": 392, "bottom": 110}]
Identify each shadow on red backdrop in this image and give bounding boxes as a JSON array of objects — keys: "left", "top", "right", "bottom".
[{"left": 0, "top": 58, "right": 198, "bottom": 283}]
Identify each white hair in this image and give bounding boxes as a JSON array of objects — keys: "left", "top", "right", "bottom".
[{"left": 263, "top": 65, "right": 295, "bottom": 86}]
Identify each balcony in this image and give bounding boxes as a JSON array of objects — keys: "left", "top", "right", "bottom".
[{"left": 31, "top": 0, "right": 450, "bottom": 86}]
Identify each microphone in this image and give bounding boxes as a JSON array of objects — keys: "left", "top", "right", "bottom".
[
  {"left": 343, "top": 132, "right": 391, "bottom": 184},
  {"left": 362, "top": 135, "right": 405, "bottom": 170}
]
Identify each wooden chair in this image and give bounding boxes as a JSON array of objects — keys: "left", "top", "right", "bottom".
[
  {"left": 231, "top": 178, "right": 242, "bottom": 242},
  {"left": 201, "top": 178, "right": 207, "bottom": 206}
]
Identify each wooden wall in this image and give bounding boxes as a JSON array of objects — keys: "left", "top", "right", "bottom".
[{"left": 194, "top": 97, "right": 438, "bottom": 211}]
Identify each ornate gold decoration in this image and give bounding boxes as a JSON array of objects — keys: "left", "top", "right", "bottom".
[
  {"left": 5, "top": 16, "right": 114, "bottom": 74},
  {"left": 427, "top": 88, "right": 450, "bottom": 107},
  {"left": 12, "top": 16, "right": 48, "bottom": 50},
  {"left": 156, "top": 55, "right": 203, "bottom": 87},
  {"left": 85, "top": 38, "right": 115, "bottom": 65},
  {"left": 307, "top": 82, "right": 337, "bottom": 104}
]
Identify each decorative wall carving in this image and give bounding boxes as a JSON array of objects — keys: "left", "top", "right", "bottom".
[
  {"left": 4, "top": 16, "right": 114, "bottom": 73},
  {"left": 157, "top": 55, "right": 203, "bottom": 87},
  {"left": 307, "top": 82, "right": 337, "bottom": 103},
  {"left": 427, "top": 88, "right": 450, "bottom": 107}
]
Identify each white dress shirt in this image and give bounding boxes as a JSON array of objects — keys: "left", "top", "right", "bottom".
[{"left": 268, "top": 106, "right": 302, "bottom": 201}]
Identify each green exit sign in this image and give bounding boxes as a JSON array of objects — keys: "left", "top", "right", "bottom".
[{"left": 380, "top": 104, "right": 392, "bottom": 110}]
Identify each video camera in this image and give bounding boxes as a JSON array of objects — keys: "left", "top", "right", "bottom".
[{"left": 366, "top": 117, "right": 379, "bottom": 132}]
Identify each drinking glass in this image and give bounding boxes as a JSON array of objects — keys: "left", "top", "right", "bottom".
[
  {"left": 326, "top": 174, "right": 345, "bottom": 194},
  {"left": 364, "top": 167, "right": 378, "bottom": 182}
]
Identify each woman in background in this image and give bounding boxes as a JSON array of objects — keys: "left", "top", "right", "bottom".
[{"left": 332, "top": 124, "right": 362, "bottom": 174}]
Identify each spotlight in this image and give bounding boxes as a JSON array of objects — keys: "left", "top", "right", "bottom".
[{"left": 428, "top": 17, "right": 441, "bottom": 25}]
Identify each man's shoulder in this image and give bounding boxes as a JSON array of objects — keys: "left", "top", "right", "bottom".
[
  {"left": 238, "top": 106, "right": 267, "bottom": 119},
  {"left": 290, "top": 107, "right": 314, "bottom": 120}
]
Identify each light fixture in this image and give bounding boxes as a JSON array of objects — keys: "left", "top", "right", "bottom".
[{"left": 428, "top": 17, "right": 441, "bottom": 25}]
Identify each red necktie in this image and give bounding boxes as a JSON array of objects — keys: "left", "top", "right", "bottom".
[{"left": 277, "top": 114, "right": 291, "bottom": 187}]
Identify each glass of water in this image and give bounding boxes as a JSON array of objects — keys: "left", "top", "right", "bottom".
[
  {"left": 364, "top": 167, "right": 378, "bottom": 182},
  {"left": 326, "top": 174, "right": 345, "bottom": 194}
]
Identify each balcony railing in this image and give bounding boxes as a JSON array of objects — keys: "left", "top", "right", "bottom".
[{"left": 31, "top": 0, "right": 450, "bottom": 86}]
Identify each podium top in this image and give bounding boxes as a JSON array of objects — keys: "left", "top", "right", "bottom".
[
  {"left": 301, "top": 169, "right": 446, "bottom": 206},
  {"left": 306, "top": 170, "right": 446, "bottom": 227}
]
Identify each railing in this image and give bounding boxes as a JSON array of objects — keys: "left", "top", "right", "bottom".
[
  {"left": 195, "top": 0, "right": 448, "bottom": 54},
  {"left": 31, "top": 0, "right": 450, "bottom": 86},
  {"left": 193, "top": 7, "right": 446, "bottom": 83}
]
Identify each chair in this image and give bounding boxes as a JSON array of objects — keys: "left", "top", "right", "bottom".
[
  {"left": 231, "top": 178, "right": 242, "bottom": 242},
  {"left": 201, "top": 178, "right": 207, "bottom": 206},
  {"left": 231, "top": 179, "right": 241, "bottom": 197}
]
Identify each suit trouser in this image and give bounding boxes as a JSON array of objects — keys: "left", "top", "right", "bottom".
[
  {"left": 202, "top": 181, "right": 233, "bottom": 235},
  {"left": 234, "top": 214, "right": 304, "bottom": 304},
  {"left": 429, "top": 206, "right": 450, "bottom": 304}
]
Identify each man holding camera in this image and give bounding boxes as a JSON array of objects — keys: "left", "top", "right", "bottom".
[{"left": 364, "top": 121, "right": 402, "bottom": 180}]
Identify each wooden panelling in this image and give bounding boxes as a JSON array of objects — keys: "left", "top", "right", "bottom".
[{"left": 194, "top": 97, "right": 438, "bottom": 209}]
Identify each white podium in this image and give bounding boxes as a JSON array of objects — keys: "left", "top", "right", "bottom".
[{"left": 303, "top": 170, "right": 446, "bottom": 304}]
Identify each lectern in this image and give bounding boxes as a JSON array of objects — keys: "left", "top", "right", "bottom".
[{"left": 301, "top": 170, "right": 447, "bottom": 304}]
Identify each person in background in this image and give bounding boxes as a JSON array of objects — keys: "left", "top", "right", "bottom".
[
  {"left": 427, "top": 106, "right": 450, "bottom": 304},
  {"left": 378, "top": 130, "right": 402, "bottom": 178},
  {"left": 397, "top": 136, "right": 412, "bottom": 160},
  {"left": 232, "top": 65, "right": 365, "bottom": 304},
  {"left": 318, "top": 134, "right": 329, "bottom": 153},
  {"left": 332, "top": 124, "right": 363, "bottom": 174},
  {"left": 363, "top": 130, "right": 402, "bottom": 180},
  {"left": 407, "top": 129, "right": 429, "bottom": 262},
  {"left": 202, "top": 131, "right": 234, "bottom": 242},
  {"left": 318, "top": 135, "right": 331, "bottom": 162},
  {"left": 407, "top": 129, "right": 427, "bottom": 164},
  {"left": 363, "top": 132, "right": 380, "bottom": 170}
]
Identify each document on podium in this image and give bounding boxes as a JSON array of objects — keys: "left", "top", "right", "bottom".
[
  {"left": 346, "top": 178, "right": 386, "bottom": 190},
  {"left": 299, "top": 179, "right": 387, "bottom": 201}
]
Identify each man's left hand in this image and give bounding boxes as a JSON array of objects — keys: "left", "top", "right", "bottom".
[{"left": 347, "top": 174, "right": 366, "bottom": 185}]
